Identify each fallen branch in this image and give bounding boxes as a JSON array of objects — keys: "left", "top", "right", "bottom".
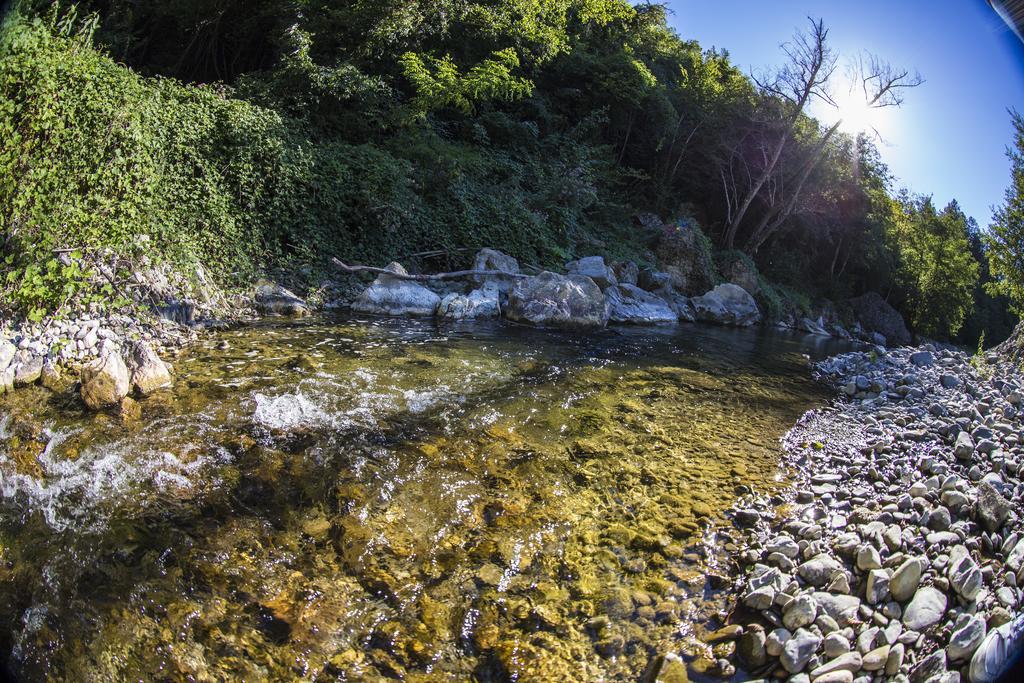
[{"left": 331, "top": 257, "right": 529, "bottom": 282}]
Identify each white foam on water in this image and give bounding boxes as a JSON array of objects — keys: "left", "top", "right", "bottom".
[
  {"left": 0, "top": 426, "right": 213, "bottom": 533},
  {"left": 252, "top": 390, "right": 331, "bottom": 431}
]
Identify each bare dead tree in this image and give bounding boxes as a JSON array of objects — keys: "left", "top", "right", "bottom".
[
  {"left": 720, "top": 17, "right": 836, "bottom": 250},
  {"left": 742, "top": 51, "right": 923, "bottom": 253}
]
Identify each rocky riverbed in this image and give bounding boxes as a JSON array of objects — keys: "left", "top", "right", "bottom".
[{"left": 714, "top": 343, "right": 1024, "bottom": 682}]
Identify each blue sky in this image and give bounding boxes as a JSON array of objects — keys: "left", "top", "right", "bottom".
[{"left": 665, "top": 1, "right": 1024, "bottom": 228}]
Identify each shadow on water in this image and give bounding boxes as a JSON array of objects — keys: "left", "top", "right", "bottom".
[{"left": 0, "top": 315, "right": 855, "bottom": 682}]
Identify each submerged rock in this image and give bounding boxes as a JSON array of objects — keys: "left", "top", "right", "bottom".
[
  {"left": 255, "top": 282, "right": 310, "bottom": 317},
  {"left": 81, "top": 351, "right": 131, "bottom": 410},
  {"left": 505, "top": 271, "right": 609, "bottom": 329},
  {"left": 352, "top": 263, "right": 441, "bottom": 317},
  {"left": 691, "top": 284, "right": 761, "bottom": 327},
  {"left": 129, "top": 341, "right": 173, "bottom": 395},
  {"left": 605, "top": 284, "right": 677, "bottom": 324}
]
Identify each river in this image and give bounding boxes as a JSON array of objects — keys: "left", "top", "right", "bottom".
[{"left": 0, "top": 316, "right": 853, "bottom": 681}]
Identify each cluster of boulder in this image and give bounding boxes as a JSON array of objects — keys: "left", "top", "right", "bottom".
[
  {"left": 345, "top": 248, "right": 764, "bottom": 330},
  {"left": 1, "top": 320, "right": 174, "bottom": 411},
  {"left": 709, "top": 343, "right": 1024, "bottom": 682}
]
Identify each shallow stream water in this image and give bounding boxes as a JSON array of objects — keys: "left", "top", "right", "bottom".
[{"left": 0, "top": 316, "right": 852, "bottom": 681}]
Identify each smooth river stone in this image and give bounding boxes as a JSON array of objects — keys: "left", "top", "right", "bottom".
[{"left": 902, "top": 587, "right": 947, "bottom": 630}]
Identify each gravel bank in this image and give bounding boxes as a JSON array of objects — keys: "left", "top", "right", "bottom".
[{"left": 720, "top": 344, "right": 1023, "bottom": 682}]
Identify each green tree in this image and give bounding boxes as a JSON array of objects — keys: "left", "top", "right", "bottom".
[
  {"left": 986, "top": 109, "right": 1024, "bottom": 315},
  {"left": 890, "top": 197, "right": 979, "bottom": 338}
]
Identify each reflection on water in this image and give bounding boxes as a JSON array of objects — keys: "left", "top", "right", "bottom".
[{"left": 0, "top": 317, "right": 852, "bottom": 681}]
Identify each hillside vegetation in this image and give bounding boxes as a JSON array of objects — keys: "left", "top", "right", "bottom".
[{"left": 0, "top": 1, "right": 1017, "bottom": 343}]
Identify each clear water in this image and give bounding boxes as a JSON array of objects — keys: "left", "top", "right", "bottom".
[{"left": 0, "top": 316, "right": 851, "bottom": 681}]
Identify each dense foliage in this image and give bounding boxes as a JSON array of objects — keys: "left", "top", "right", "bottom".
[
  {"left": 0, "top": 0, "right": 1015, "bottom": 344},
  {"left": 987, "top": 110, "right": 1024, "bottom": 317}
]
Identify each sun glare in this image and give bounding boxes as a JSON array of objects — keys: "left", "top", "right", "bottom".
[{"left": 836, "top": 87, "right": 876, "bottom": 135}]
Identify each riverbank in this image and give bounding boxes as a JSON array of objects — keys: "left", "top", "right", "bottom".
[{"left": 716, "top": 342, "right": 1024, "bottom": 681}]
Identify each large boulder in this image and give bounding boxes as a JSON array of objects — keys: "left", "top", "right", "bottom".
[
  {"left": 606, "top": 284, "right": 678, "bottom": 324},
  {"left": 691, "top": 284, "right": 761, "bottom": 327},
  {"left": 255, "top": 282, "right": 310, "bottom": 317},
  {"left": 505, "top": 271, "right": 609, "bottom": 329},
  {"left": 848, "top": 292, "right": 910, "bottom": 346},
  {"left": 129, "top": 341, "right": 173, "bottom": 395},
  {"left": 437, "top": 287, "right": 501, "bottom": 320},
  {"left": 720, "top": 254, "right": 761, "bottom": 297},
  {"left": 472, "top": 248, "right": 521, "bottom": 294},
  {"left": 655, "top": 221, "right": 717, "bottom": 296},
  {"left": 80, "top": 352, "right": 131, "bottom": 410},
  {"left": 352, "top": 263, "right": 441, "bottom": 317},
  {"left": 566, "top": 256, "right": 617, "bottom": 289}
]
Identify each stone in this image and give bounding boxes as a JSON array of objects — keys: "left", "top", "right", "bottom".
[
  {"left": 909, "top": 649, "right": 946, "bottom": 683},
  {"left": 954, "top": 432, "right": 975, "bottom": 461},
  {"left": 471, "top": 248, "right": 520, "bottom": 293},
  {"left": 767, "top": 535, "right": 800, "bottom": 559},
  {"left": 810, "top": 651, "right": 863, "bottom": 677},
  {"left": 565, "top": 256, "right": 617, "bottom": 289},
  {"left": 780, "top": 628, "right": 821, "bottom": 674},
  {"left": 605, "top": 284, "right": 678, "bottom": 324},
  {"left": 812, "top": 592, "right": 861, "bottom": 625},
  {"left": 0, "top": 367, "right": 13, "bottom": 394},
  {"left": 910, "top": 351, "right": 934, "bottom": 367},
  {"left": 437, "top": 287, "right": 501, "bottom": 319},
  {"left": 352, "top": 263, "right": 441, "bottom": 317},
  {"left": 743, "top": 586, "right": 775, "bottom": 610},
  {"left": 948, "top": 545, "right": 983, "bottom": 601},
  {"left": 903, "top": 587, "right": 947, "bottom": 631},
  {"left": 255, "top": 282, "right": 310, "bottom": 317},
  {"left": 940, "top": 374, "right": 961, "bottom": 389},
  {"left": 823, "top": 632, "right": 851, "bottom": 658},
  {"left": 505, "top": 271, "right": 609, "bottom": 329},
  {"left": 610, "top": 260, "right": 639, "bottom": 286},
  {"left": 886, "top": 642, "right": 905, "bottom": 676},
  {"left": 765, "top": 628, "right": 791, "bottom": 657},
  {"left": 638, "top": 269, "right": 673, "bottom": 292},
  {"left": 736, "top": 628, "right": 767, "bottom": 668},
  {"left": 12, "top": 350, "right": 43, "bottom": 387},
  {"left": 890, "top": 558, "right": 924, "bottom": 602},
  {"left": 654, "top": 221, "right": 717, "bottom": 295},
  {"left": 691, "top": 284, "right": 761, "bottom": 327},
  {"left": 80, "top": 352, "right": 131, "bottom": 410},
  {"left": 129, "top": 341, "right": 172, "bottom": 396},
  {"left": 848, "top": 292, "right": 911, "bottom": 346},
  {"left": 863, "top": 644, "right": 890, "bottom": 671},
  {"left": 641, "top": 652, "right": 689, "bottom": 683},
  {"left": 857, "top": 545, "right": 882, "bottom": 571},
  {"left": 799, "top": 554, "right": 844, "bottom": 588},
  {"left": 812, "top": 672, "right": 853, "bottom": 683},
  {"left": 866, "top": 569, "right": 891, "bottom": 605},
  {"left": 947, "top": 614, "right": 986, "bottom": 661},
  {"left": 976, "top": 481, "right": 1012, "bottom": 532},
  {"left": 0, "top": 340, "right": 15, "bottom": 372},
  {"left": 783, "top": 594, "right": 818, "bottom": 630},
  {"left": 40, "top": 359, "right": 64, "bottom": 391},
  {"left": 800, "top": 317, "right": 830, "bottom": 336},
  {"left": 734, "top": 508, "right": 761, "bottom": 527}
]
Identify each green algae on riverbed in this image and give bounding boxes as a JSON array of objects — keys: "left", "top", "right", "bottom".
[{"left": 0, "top": 317, "right": 850, "bottom": 681}]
